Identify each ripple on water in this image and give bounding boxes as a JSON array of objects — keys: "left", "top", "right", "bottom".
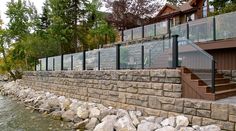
[{"left": 0, "top": 95, "right": 72, "bottom": 131}]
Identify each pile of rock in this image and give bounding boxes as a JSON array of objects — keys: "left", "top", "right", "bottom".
[{"left": 0, "top": 81, "right": 221, "bottom": 131}]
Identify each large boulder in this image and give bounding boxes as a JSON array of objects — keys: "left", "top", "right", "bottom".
[
  {"left": 98, "top": 108, "right": 116, "bottom": 121},
  {"left": 62, "top": 110, "right": 76, "bottom": 122},
  {"left": 199, "top": 125, "right": 221, "bottom": 131},
  {"left": 50, "top": 110, "right": 63, "bottom": 120},
  {"left": 117, "top": 109, "right": 129, "bottom": 117},
  {"left": 175, "top": 115, "right": 189, "bottom": 129},
  {"left": 47, "top": 97, "right": 60, "bottom": 110},
  {"left": 58, "top": 96, "right": 71, "bottom": 111},
  {"left": 155, "top": 126, "right": 177, "bottom": 131},
  {"left": 89, "top": 107, "right": 101, "bottom": 118},
  {"left": 179, "top": 127, "right": 194, "bottom": 131},
  {"left": 38, "top": 102, "right": 50, "bottom": 112},
  {"left": 137, "top": 120, "right": 161, "bottom": 131},
  {"left": 94, "top": 115, "right": 117, "bottom": 131},
  {"left": 69, "top": 101, "right": 81, "bottom": 112},
  {"left": 77, "top": 106, "right": 89, "bottom": 119},
  {"left": 85, "top": 117, "right": 98, "bottom": 130},
  {"left": 74, "top": 119, "right": 89, "bottom": 129},
  {"left": 129, "top": 111, "right": 140, "bottom": 126},
  {"left": 114, "top": 114, "right": 136, "bottom": 131},
  {"left": 161, "top": 117, "right": 176, "bottom": 127}
]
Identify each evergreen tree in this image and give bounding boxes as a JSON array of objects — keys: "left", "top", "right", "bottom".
[{"left": 40, "top": 0, "right": 51, "bottom": 30}]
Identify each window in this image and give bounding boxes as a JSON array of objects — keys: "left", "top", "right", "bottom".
[
  {"left": 187, "top": 13, "right": 195, "bottom": 22},
  {"left": 202, "top": 0, "right": 208, "bottom": 18}
]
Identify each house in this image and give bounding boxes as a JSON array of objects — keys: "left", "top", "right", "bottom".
[{"left": 151, "top": 0, "right": 214, "bottom": 26}]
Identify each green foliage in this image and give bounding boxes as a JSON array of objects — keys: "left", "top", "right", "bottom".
[
  {"left": 6, "top": 0, "right": 38, "bottom": 40},
  {"left": 0, "top": 0, "right": 118, "bottom": 79},
  {"left": 209, "top": 1, "right": 236, "bottom": 16}
]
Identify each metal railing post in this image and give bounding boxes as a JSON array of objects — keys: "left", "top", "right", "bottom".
[
  {"left": 172, "top": 35, "right": 179, "bottom": 68},
  {"left": 98, "top": 50, "right": 100, "bottom": 70},
  {"left": 71, "top": 55, "right": 73, "bottom": 70},
  {"left": 53, "top": 58, "right": 55, "bottom": 71},
  {"left": 61, "top": 54, "right": 64, "bottom": 70},
  {"left": 212, "top": 60, "right": 216, "bottom": 93},
  {"left": 46, "top": 57, "right": 48, "bottom": 71},
  {"left": 154, "top": 24, "right": 157, "bottom": 36},
  {"left": 213, "top": 16, "right": 216, "bottom": 41},
  {"left": 116, "top": 44, "right": 121, "bottom": 70},
  {"left": 40, "top": 60, "right": 42, "bottom": 71},
  {"left": 168, "top": 19, "right": 171, "bottom": 39},
  {"left": 187, "top": 23, "right": 190, "bottom": 39},
  {"left": 142, "top": 25, "right": 145, "bottom": 38},
  {"left": 141, "top": 44, "right": 144, "bottom": 69},
  {"left": 83, "top": 50, "right": 86, "bottom": 70},
  {"left": 131, "top": 29, "right": 134, "bottom": 40},
  {"left": 34, "top": 60, "right": 37, "bottom": 71},
  {"left": 121, "top": 29, "right": 124, "bottom": 42}
]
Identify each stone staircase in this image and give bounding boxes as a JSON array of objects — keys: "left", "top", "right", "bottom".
[{"left": 182, "top": 68, "right": 236, "bottom": 100}]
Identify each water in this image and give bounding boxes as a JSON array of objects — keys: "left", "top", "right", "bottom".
[{"left": 0, "top": 95, "right": 72, "bottom": 131}]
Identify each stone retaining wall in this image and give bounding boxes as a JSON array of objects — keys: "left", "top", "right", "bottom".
[{"left": 19, "top": 70, "right": 236, "bottom": 130}]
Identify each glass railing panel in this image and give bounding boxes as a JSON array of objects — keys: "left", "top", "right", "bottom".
[
  {"left": 120, "top": 43, "right": 142, "bottom": 69},
  {"left": 36, "top": 63, "right": 40, "bottom": 71},
  {"left": 144, "top": 24, "right": 155, "bottom": 38},
  {"left": 156, "top": 21, "right": 168, "bottom": 36},
  {"left": 100, "top": 47, "right": 116, "bottom": 70},
  {"left": 54, "top": 56, "right": 61, "bottom": 71},
  {"left": 124, "top": 29, "right": 132, "bottom": 41},
  {"left": 144, "top": 39, "right": 172, "bottom": 69},
  {"left": 215, "top": 11, "right": 236, "bottom": 40},
  {"left": 39, "top": 58, "right": 46, "bottom": 71},
  {"left": 86, "top": 50, "right": 98, "bottom": 70},
  {"left": 73, "top": 52, "right": 83, "bottom": 70},
  {"left": 178, "top": 39, "right": 214, "bottom": 88},
  {"left": 48, "top": 57, "right": 54, "bottom": 71},
  {"left": 171, "top": 23, "right": 187, "bottom": 39},
  {"left": 132, "top": 27, "right": 142, "bottom": 40},
  {"left": 189, "top": 17, "right": 214, "bottom": 42},
  {"left": 63, "top": 54, "right": 72, "bottom": 70}
]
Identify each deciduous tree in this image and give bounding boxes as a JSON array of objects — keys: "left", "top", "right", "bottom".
[{"left": 104, "top": 0, "right": 160, "bottom": 29}]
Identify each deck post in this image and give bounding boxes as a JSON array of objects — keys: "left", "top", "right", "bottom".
[{"left": 172, "top": 35, "right": 179, "bottom": 68}]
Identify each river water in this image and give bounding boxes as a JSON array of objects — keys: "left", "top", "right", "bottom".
[{"left": 0, "top": 95, "right": 72, "bottom": 131}]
